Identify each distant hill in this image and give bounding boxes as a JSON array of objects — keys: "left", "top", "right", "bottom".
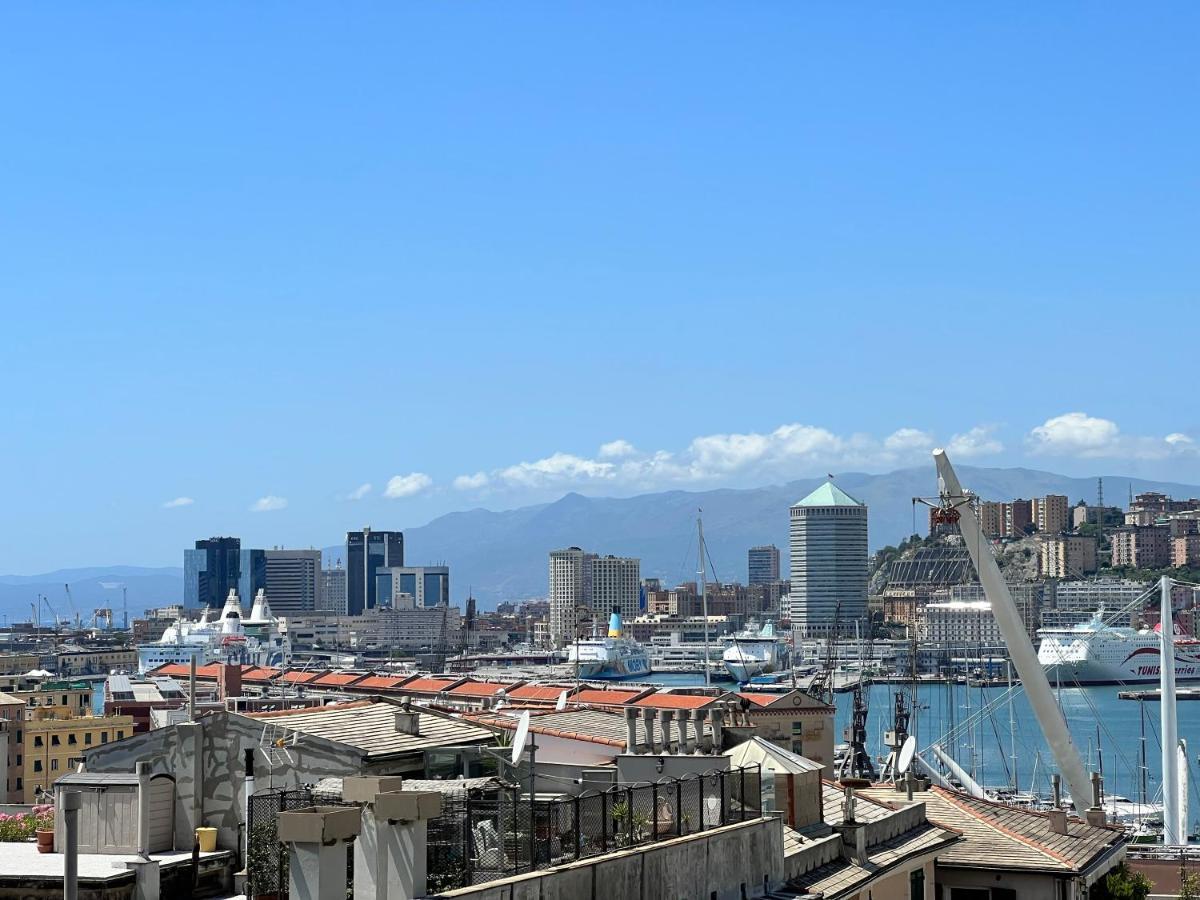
[{"left": 7, "top": 466, "right": 1197, "bottom": 620}]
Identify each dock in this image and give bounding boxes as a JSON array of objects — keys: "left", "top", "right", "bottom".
[{"left": 1118, "top": 687, "right": 1200, "bottom": 701}]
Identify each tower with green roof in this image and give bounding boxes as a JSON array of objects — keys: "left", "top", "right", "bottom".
[{"left": 789, "top": 479, "right": 868, "bottom": 638}]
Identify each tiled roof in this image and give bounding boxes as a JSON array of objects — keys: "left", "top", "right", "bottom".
[
  {"left": 279, "top": 671, "right": 324, "bottom": 684},
  {"left": 353, "top": 675, "right": 406, "bottom": 690},
  {"left": 858, "top": 786, "right": 1125, "bottom": 874},
  {"left": 447, "top": 682, "right": 507, "bottom": 698},
  {"left": 242, "top": 667, "right": 281, "bottom": 682},
  {"left": 244, "top": 697, "right": 492, "bottom": 759},
  {"left": 632, "top": 693, "right": 724, "bottom": 710},
  {"left": 396, "top": 678, "right": 460, "bottom": 694},
  {"left": 506, "top": 685, "right": 574, "bottom": 701},
  {"left": 570, "top": 688, "right": 644, "bottom": 706},
  {"left": 468, "top": 708, "right": 630, "bottom": 749},
  {"left": 312, "top": 672, "right": 366, "bottom": 687}
]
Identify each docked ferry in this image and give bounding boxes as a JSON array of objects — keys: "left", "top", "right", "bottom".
[
  {"left": 136, "top": 588, "right": 291, "bottom": 673},
  {"left": 1037, "top": 611, "right": 1200, "bottom": 685},
  {"left": 722, "top": 621, "right": 791, "bottom": 683},
  {"left": 567, "top": 611, "right": 651, "bottom": 680}
]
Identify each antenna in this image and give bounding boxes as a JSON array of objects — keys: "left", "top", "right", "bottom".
[{"left": 898, "top": 735, "right": 917, "bottom": 774}]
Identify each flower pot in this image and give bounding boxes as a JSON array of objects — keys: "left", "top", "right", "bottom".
[{"left": 36, "top": 829, "right": 54, "bottom": 854}]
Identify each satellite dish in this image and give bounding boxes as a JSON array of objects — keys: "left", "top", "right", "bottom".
[
  {"left": 555, "top": 690, "right": 568, "bottom": 711},
  {"left": 511, "top": 711, "right": 531, "bottom": 766},
  {"left": 897, "top": 736, "right": 917, "bottom": 774}
]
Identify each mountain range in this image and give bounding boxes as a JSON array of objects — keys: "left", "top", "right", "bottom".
[{"left": 4, "top": 465, "right": 1198, "bottom": 618}]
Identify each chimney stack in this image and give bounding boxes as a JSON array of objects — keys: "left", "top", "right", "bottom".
[
  {"left": 395, "top": 702, "right": 420, "bottom": 736},
  {"left": 624, "top": 707, "right": 639, "bottom": 754},
  {"left": 1047, "top": 809, "right": 1069, "bottom": 835},
  {"left": 677, "top": 709, "right": 692, "bottom": 753},
  {"left": 711, "top": 707, "right": 725, "bottom": 754},
  {"left": 660, "top": 710, "right": 675, "bottom": 753},
  {"left": 643, "top": 708, "right": 658, "bottom": 754},
  {"left": 218, "top": 662, "right": 242, "bottom": 702}
]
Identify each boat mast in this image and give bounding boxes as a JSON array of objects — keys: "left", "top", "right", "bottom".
[
  {"left": 698, "top": 510, "right": 710, "bottom": 688},
  {"left": 1160, "top": 574, "right": 1183, "bottom": 845},
  {"left": 933, "top": 449, "right": 1093, "bottom": 811},
  {"left": 1008, "top": 660, "right": 1018, "bottom": 794}
]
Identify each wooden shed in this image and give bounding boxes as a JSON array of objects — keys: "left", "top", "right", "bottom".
[{"left": 54, "top": 771, "right": 175, "bottom": 854}]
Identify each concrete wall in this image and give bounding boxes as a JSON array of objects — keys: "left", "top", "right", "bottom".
[
  {"left": 937, "top": 866, "right": 1071, "bottom": 900},
  {"left": 80, "top": 713, "right": 369, "bottom": 851},
  {"left": 433, "top": 817, "right": 784, "bottom": 900}
]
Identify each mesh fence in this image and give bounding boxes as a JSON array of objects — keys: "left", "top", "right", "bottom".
[
  {"left": 436, "top": 766, "right": 760, "bottom": 888},
  {"left": 246, "top": 788, "right": 355, "bottom": 900}
]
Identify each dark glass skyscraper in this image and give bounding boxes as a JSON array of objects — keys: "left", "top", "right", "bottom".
[
  {"left": 184, "top": 537, "right": 243, "bottom": 609},
  {"left": 346, "top": 527, "right": 404, "bottom": 615}
]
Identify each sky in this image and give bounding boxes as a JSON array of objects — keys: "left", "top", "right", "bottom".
[{"left": 2, "top": 4, "right": 1198, "bottom": 574}]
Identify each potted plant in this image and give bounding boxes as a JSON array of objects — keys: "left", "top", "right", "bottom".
[
  {"left": 33, "top": 805, "right": 55, "bottom": 854},
  {"left": 247, "top": 821, "right": 286, "bottom": 900}
]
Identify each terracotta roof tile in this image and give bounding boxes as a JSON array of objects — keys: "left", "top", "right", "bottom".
[
  {"left": 312, "top": 672, "right": 366, "bottom": 687},
  {"left": 506, "top": 685, "right": 573, "bottom": 701},
  {"left": 632, "top": 693, "right": 720, "bottom": 710},
  {"left": 280, "top": 671, "right": 324, "bottom": 684},
  {"left": 397, "top": 678, "right": 459, "bottom": 694},
  {"left": 448, "top": 682, "right": 507, "bottom": 697},
  {"left": 353, "top": 675, "right": 406, "bottom": 690},
  {"left": 571, "top": 689, "right": 643, "bottom": 705}
]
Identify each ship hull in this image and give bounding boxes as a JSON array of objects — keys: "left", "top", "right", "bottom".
[{"left": 1038, "top": 632, "right": 1200, "bottom": 685}]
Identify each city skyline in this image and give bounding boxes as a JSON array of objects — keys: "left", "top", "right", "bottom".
[{"left": 4, "top": 4, "right": 1200, "bottom": 573}]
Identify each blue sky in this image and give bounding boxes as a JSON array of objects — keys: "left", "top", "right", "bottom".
[{"left": 2, "top": 4, "right": 1198, "bottom": 573}]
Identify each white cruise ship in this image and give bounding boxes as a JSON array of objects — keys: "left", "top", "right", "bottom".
[
  {"left": 1037, "top": 611, "right": 1200, "bottom": 685},
  {"left": 567, "top": 611, "right": 651, "bottom": 680},
  {"left": 722, "top": 621, "right": 791, "bottom": 683},
  {"left": 137, "top": 589, "right": 291, "bottom": 673}
]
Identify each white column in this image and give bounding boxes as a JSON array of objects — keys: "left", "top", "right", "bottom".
[
  {"left": 354, "top": 792, "right": 442, "bottom": 900},
  {"left": 1161, "top": 576, "right": 1181, "bottom": 845}
]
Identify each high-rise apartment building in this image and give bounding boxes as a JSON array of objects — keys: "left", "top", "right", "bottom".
[
  {"left": 375, "top": 566, "right": 451, "bottom": 609},
  {"left": 184, "top": 537, "right": 242, "bottom": 609},
  {"left": 548, "top": 547, "right": 592, "bottom": 647},
  {"left": 590, "top": 555, "right": 641, "bottom": 623},
  {"left": 346, "top": 528, "right": 404, "bottom": 615},
  {"left": 1034, "top": 495, "right": 1069, "bottom": 535},
  {"left": 318, "top": 565, "right": 348, "bottom": 615},
  {"left": 263, "top": 550, "right": 321, "bottom": 614},
  {"left": 1038, "top": 535, "right": 1098, "bottom": 579},
  {"left": 789, "top": 482, "right": 868, "bottom": 638},
  {"left": 748, "top": 545, "right": 781, "bottom": 585}
]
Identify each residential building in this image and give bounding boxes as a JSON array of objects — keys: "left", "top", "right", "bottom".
[
  {"left": 1173, "top": 534, "right": 1200, "bottom": 568},
  {"left": 548, "top": 547, "right": 591, "bottom": 646},
  {"left": 1004, "top": 499, "right": 1033, "bottom": 537},
  {"left": 283, "top": 606, "right": 463, "bottom": 653},
  {"left": 591, "top": 555, "right": 641, "bottom": 622},
  {"left": 1041, "top": 578, "right": 1150, "bottom": 629},
  {"left": 932, "top": 582, "right": 1043, "bottom": 639},
  {"left": 375, "top": 565, "right": 450, "bottom": 609},
  {"left": 319, "top": 564, "right": 348, "bottom": 615},
  {"left": 0, "top": 693, "right": 24, "bottom": 803},
  {"left": 1111, "top": 526, "right": 1171, "bottom": 568},
  {"left": 737, "top": 689, "right": 835, "bottom": 772},
  {"left": 263, "top": 549, "right": 321, "bottom": 614},
  {"left": 55, "top": 647, "right": 137, "bottom": 677},
  {"left": 1039, "top": 534, "right": 1098, "bottom": 578},
  {"left": 918, "top": 600, "right": 1004, "bottom": 646},
  {"left": 1034, "top": 494, "right": 1069, "bottom": 534},
  {"left": 15, "top": 680, "right": 93, "bottom": 716},
  {"left": 1072, "top": 504, "right": 1123, "bottom": 529},
  {"left": 346, "top": 528, "right": 404, "bottom": 615},
  {"left": 789, "top": 481, "right": 868, "bottom": 638},
  {"left": 977, "top": 501, "right": 1004, "bottom": 538},
  {"left": 748, "top": 545, "right": 781, "bottom": 585},
  {"left": 24, "top": 710, "right": 135, "bottom": 802},
  {"left": 184, "top": 536, "right": 241, "bottom": 609}
]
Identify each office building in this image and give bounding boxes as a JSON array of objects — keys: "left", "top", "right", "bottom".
[
  {"left": 748, "top": 545, "right": 781, "bottom": 585},
  {"left": 319, "top": 564, "right": 348, "bottom": 615},
  {"left": 346, "top": 528, "right": 404, "bottom": 615},
  {"left": 789, "top": 481, "right": 868, "bottom": 638},
  {"left": 239, "top": 548, "right": 267, "bottom": 606},
  {"left": 263, "top": 550, "right": 321, "bottom": 614},
  {"left": 375, "top": 565, "right": 451, "bottom": 609},
  {"left": 184, "top": 537, "right": 241, "bottom": 609},
  {"left": 918, "top": 600, "right": 1005, "bottom": 647}
]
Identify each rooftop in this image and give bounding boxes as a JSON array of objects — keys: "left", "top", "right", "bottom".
[
  {"left": 793, "top": 481, "right": 865, "bottom": 508},
  {"left": 467, "top": 707, "right": 632, "bottom": 748}
]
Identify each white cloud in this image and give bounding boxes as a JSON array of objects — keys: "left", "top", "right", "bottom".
[
  {"left": 346, "top": 483, "right": 372, "bottom": 501},
  {"left": 250, "top": 495, "right": 288, "bottom": 512},
  {"left": 946, "top": 426, "right": 1004, "bottom": 458},
  {"left": 1027, "top": 412, "right": 1195, "bottom": 460},
  {"left": 383, "top": 472, "right": 433, "bottom": 498},
  {"left": 883, "top": 428, "right": 935, "bottom": 453},
  {"left": 476, "top": 420, "right": 981, "bottom": 492},
  {"left": 598, "top": 439, "right": 637, "bottom": 459},
  {"left": 162, "top": 496, "right": 194, "bottom": 509},
  {"left": 453, "top": 472, "right": 490, "bottom": 490}
]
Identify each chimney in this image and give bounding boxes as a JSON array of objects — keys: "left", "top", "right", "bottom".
[
  {"left": 218, "top": 662, "right": 241, "bottom": 702},
  {"left": 1052, "top": 774, "right": 1062, "bottom": 809},
  {"left": 711, "top": 707, "right": 725, "bottom": 754},
  {"left": 395, "top": 703, "right": 420, "bottom": 736},
  {"left": 660, "top": 710, "right": 675, "bottom": 753},
  {"left": 624, "top": 707, "right": 639, "bottom": 754},
  {"left": 693, "top": 709, "right": 709, "bottom": 754},
  {"left": 677, "top": 709, "right": 693, "bottom": 753},
  {"left": 1047, "top": 809, "right": 1069, "bottom": 835},
  {"left": 643, "top": 708, "right": 658, "bottom": 754}
]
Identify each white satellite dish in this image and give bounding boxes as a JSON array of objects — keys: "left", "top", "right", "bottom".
[
  {"left": 897, "top": 735, "right": 917, "bottom": 774},
  {"left": 555, "top": 690, "right": 568, "bottom": 711},
  {"left": 511, "top": 710, "right": 532, "bottom": 766}
]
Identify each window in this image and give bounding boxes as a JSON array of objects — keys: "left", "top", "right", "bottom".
[
  {"left": 51, "top": 759, "right": 58, "bottom": 771},
  {"left": 16, "top": 730, "right": 21, "bottom": 743},
  {"left": 16, "top": 755, "right": 21, "bottom": 766},
  {"left": 100, "top": 732, "right": 108, "bottom": 743},
  {"left": 993, "top": 891, "right": 1015, "bottom": 900},
  {"left": 68, "top": 734, "right": 77, "bottom": 745},
  {"left": 33, "top": 736, "right": 43, "bottom": 748},
  {"left": 84, "top": 733, "right": 92, "bottom": 745},
  {"left": 15, "top": 778, "right": 21, "bottom": 790},
  {"left": 61, "top": 695, "right": 67, "bottom": 705},
  {"left": 33, "top": 760, "right": 41, "bottom": 772},
  {"left": 116, "top": 730, "right": 124, "bottom": 740},
  {"left": 50, "top": 735, "right": 60, "bottom": 747},
  {"left": 910, "top": 868, "right": 925, "bottom": 900}
]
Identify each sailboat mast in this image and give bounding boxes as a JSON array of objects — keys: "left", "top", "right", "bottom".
[
  {"left": 1160, "top": 574, "right": 1182, "bottom": 845},
  {"left": 698, "top": 511, "right": 710, "bottom": 688},
  {"left": 1008, "top": 660, "right": 1018, "bottom": 794}
]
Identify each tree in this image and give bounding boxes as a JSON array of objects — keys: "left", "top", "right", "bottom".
[{"left": 1180, "top": 870, "right": 1200, "bottom": 900}]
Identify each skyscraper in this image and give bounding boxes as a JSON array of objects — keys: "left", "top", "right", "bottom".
[
  {"left": 375, "top": 565, "right": 450, "bottom": 609},
  {"left": 547, "top": 548, "right": 639, "bottom": 647},
  {"left": 264, "top": 549, "right": 322, "bottom": 614},
  {"left": 184, "top": 537, "right": 242, "bottom": 609},
  {"left": 319, "top": 563, "right": 348, "bottom": 615},
  {"left": 789, "top": 482, "right": 868, "bottom": 638},
  {"left": 346, "top": 527, "right": 404, "bottom": 615},
  {"left": 590, "top": 555, "right": 641, "bottom": 623},
  {"left": 239, "top": 548, "right": 267, "bottom": 607},
  {"left": 748, "top": 545, "right": 781, "bottom": 585}
]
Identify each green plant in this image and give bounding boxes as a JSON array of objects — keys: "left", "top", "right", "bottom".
[
  {"left": 0, "top": 806, "right": 53, "bottom": 842},
  {"left": 247, "top": 821, "right": 287, "bottom": 897},
  {"left": 1094, "top": 862, "right": 1152, "bottom": 900},
  {"left": 1181, "top": 871, "right": 1200, "bottom": 900}
]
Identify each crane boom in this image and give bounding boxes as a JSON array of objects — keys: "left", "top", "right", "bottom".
[{"left": 933, "top": 449, "right": 1093, "bottom": 810}]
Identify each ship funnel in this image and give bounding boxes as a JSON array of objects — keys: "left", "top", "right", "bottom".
[{"left": 608, "top": 610, "right": 622, "bottom": 638}]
